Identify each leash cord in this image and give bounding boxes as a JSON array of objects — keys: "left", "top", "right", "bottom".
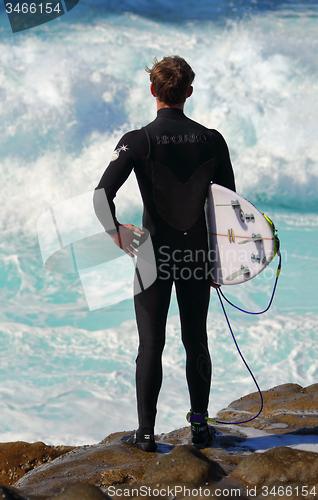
[
  {"left": 209, "top": 252, "right": 281, "bottom": 425},
  {"left": 211, "top": 288, "right": 264, "bottom": 425}
]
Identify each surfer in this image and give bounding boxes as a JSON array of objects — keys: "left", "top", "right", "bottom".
[{"left": 94, "top": 56, "right": 235, "bottom": 451}]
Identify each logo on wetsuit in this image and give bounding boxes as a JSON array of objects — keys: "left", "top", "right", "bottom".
[
  {"left": 111, "top": 145, "right": 129, "bottom": 162},
  {"left": 156, "top": 134, "right": 207, "bottom": 145}
]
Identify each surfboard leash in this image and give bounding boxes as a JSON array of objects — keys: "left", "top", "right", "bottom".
[
  {"left": 211, "top": 287, "right": 264, "bottom": 425},
  {"left": 185, "top": 288, "right": 264, "bottom": 427},
  {"left": 206, "top": 248, "right": 281, "bottom": 425},
  {"left": 186, "top": 215, "right": 281, "bottom": 427}
]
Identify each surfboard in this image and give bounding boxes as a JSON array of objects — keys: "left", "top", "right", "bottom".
[{"left": 206, "top": 183, "right": 276, "bottom": 285}]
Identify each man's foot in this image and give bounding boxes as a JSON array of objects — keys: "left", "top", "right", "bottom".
[
  {"left": 187, "top": 410, "right": 216, "bottom": 448},
  {"left": 121, "top": 428, "right": 157, "bottom": 452},
  {"left": 191, "top": 422, "right": 215, "bottom": 448}
]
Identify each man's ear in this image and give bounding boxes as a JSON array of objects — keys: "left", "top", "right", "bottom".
[
  {"left": 187, "top": 86, "right": 193, "bottom": 98},
  {"left": 150, "top": 83, "right": 156, "bottom": 97}
]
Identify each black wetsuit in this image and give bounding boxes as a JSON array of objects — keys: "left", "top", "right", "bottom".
[{"left": 95, "top": 107, "right": 235, "bottom": 431}]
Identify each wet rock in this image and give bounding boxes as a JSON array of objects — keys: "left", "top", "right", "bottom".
[
  {"left": 217, "top": 383, "right": 318, "bottom": 431},
  {"left": 142, "top": 445, "right": 227, "bottom": 484},
  {"left": 0, "top": 441, "right": 74, "bottom": 486},
  {"left": 14, "top": 432, "right": 156, "bottom": 497},
  {"left": 54, "top": 483, "right": 111, "bottom": 499},
  {"left": 154, "top": 423, "right": 249, "bottom": 475},
  {"left": 5, "top": 383, "right": 318, "bottom": 499},
  {"left": 107, "top": 478, "right": 246, "bottom": 500},
  {"left": 232, "top": 446, "right": 318, "bottom": 487},
  {"left": 255, "top": 481, "right": 318, "bottom": 500},
  {"left": 0, "top": 485, "right": 30, "bottom": 500},
  {"left": 0, "top": 483, "right": 111, "bottom": 500}
]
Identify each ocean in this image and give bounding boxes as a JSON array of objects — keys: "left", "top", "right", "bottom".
[{"left": 0, "top": 0, "right": 317, "bottom": 445}]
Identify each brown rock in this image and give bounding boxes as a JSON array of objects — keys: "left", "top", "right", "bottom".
[
  {"left": 6, "top": 383, "right": 318, "bottom": 499},
  {"left": 14, "top": 431, "right": 156, "bottom": 497},
  {"left": 217, "top": 383, "right": 318, "bottom": 431},
  {"left": 232, "top": 446, "right": 318, "bottom": 487},
  {"left": 153, "top": 427, "right": 192, "bottom": 447},
  {"left": 0, "top": 441, "right": 74, "bottom": 486},
  {"left": 304, "top": 383, "right": 318, "bottom": 395},
  {"left": 0, "top": 483, "right": 111, "bottom": 500},
  {"left": 54, "top": 483, "right": 111, "bottom": 499},
  {"left": 142, "top": 445, "right": 226, "bottom": 484},
  {"left": 107, "top": 479, "right": 246, "bottom": 500},
  {"left": 203, "top": 447, "right": 245, "bottom": 475},
  {"left": 155, "top": 424, "right": 248, "bottom": 475},
  {"left": 0, "top": 485, "right": 30, "bottom": 500},
  {"left": 255, "top": 481, "right": 318, "bottom": 499}
]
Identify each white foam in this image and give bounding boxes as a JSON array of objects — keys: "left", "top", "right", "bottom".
[
  {"left": 0, "top": 309, "right": 317, "bottom": 445},
  {"left": 0, "top": 8, "right": 317, "bottom": 446},
  {"left": 0, "top": 10, "right": 318, "bottom": 236}
]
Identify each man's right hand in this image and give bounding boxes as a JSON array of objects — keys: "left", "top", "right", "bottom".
[{"left": 110, "top": 224, "right": 145, "bottom": 258}]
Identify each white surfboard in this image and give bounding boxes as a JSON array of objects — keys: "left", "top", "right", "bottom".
[{"left": 206, "top": 183, "right": 276, "bottom": 285}]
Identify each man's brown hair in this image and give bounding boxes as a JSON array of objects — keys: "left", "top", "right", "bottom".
[{"left": 145, "top": 56, "right": 195, "bottom": 106}]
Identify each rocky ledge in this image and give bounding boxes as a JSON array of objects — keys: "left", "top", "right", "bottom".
[{"left": 0, "top": 383, "right": 318, "bottom": 499}]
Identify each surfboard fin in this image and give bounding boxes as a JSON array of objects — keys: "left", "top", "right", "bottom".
[
  {"left": 245, "top": 214, "right": 255, "bottom": 223},
  {"left": 215, "top": 200, "right": 241, "bottom": 208},
  {"left": 251, "top": 253, "right": 261, "bottom": 264},
  {"left": 226, "top": 266, "right": 250, "bottom": 281},
  {"left": 231, "top": 200, "right": 241, "bottom": 208},
  {"left": 238, "top": 233, "right": 263, "bottom": 244}
]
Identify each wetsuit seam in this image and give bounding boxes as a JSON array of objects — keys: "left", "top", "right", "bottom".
[{"left": 142, "top": 127, "right": 151, "bottom": 160}]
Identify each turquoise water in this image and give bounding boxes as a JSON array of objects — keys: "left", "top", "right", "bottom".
[{"left": 0, "top": 1, "right": 317, "bottom": 445}]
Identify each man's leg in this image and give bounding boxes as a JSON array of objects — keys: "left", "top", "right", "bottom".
[
  {"left": 134, "top": 275, "right": 173, "bottom": 430},
  {"left": 175, "top": 275, "right": 211, "bottom": 413},
  {"left": 175, "top": 272, "right": 214, "bottom": 447}
]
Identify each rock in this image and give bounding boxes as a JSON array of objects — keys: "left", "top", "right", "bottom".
[
  {"left": 145, "top": 424, "right": 248, "bottom": 475},
  {"left": 107, "top": 480, "right": 246, "bottom": 500},
  {"left": 0, "top": 485, "right": 30, "bottom": 500},
  {"left": 0, "top": 483, "right": 111, "bottom": 500},
  {"left": 217, "top": 383, "right": 318, "bottom": 431},
  {"left": 54, "top": 483, "right": 111, "bottom": 499},
  {"left": 255, "top": 481, "right": 318, "bottom": 500},
  {"left": 14, "top": 431, "right": 156, "bottom": 497},
  {"left": 232, "top": 446, "right": 318, "bottom": 487},
  {"left": 142, "top": 445, "right": 226, "bottom": 484},
  {"left": 0, "top": 441, "right": 74, "bottom": 486},
  {"left": 4, "top": 383, "right": 318, "bottom": 499}
]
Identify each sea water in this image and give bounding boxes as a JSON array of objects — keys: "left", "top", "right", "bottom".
[{"left": 0, "top": 0, "right": 317, "bottom": 445}]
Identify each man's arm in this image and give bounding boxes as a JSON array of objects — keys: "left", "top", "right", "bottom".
[
  {"left": 93, "top": 133, "right": 136, "bottom": 234},
  {"left": 93, "top": 130, "right": 147, "bottom": 257}
]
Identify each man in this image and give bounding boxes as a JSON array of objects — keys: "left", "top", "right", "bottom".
[{"left": 94, "top": 56, "right": 235, "bottom": 452}]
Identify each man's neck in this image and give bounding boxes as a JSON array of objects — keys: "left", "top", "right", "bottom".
[{"left": 156, "top": 100, "right": 184, "bottom": 111}]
